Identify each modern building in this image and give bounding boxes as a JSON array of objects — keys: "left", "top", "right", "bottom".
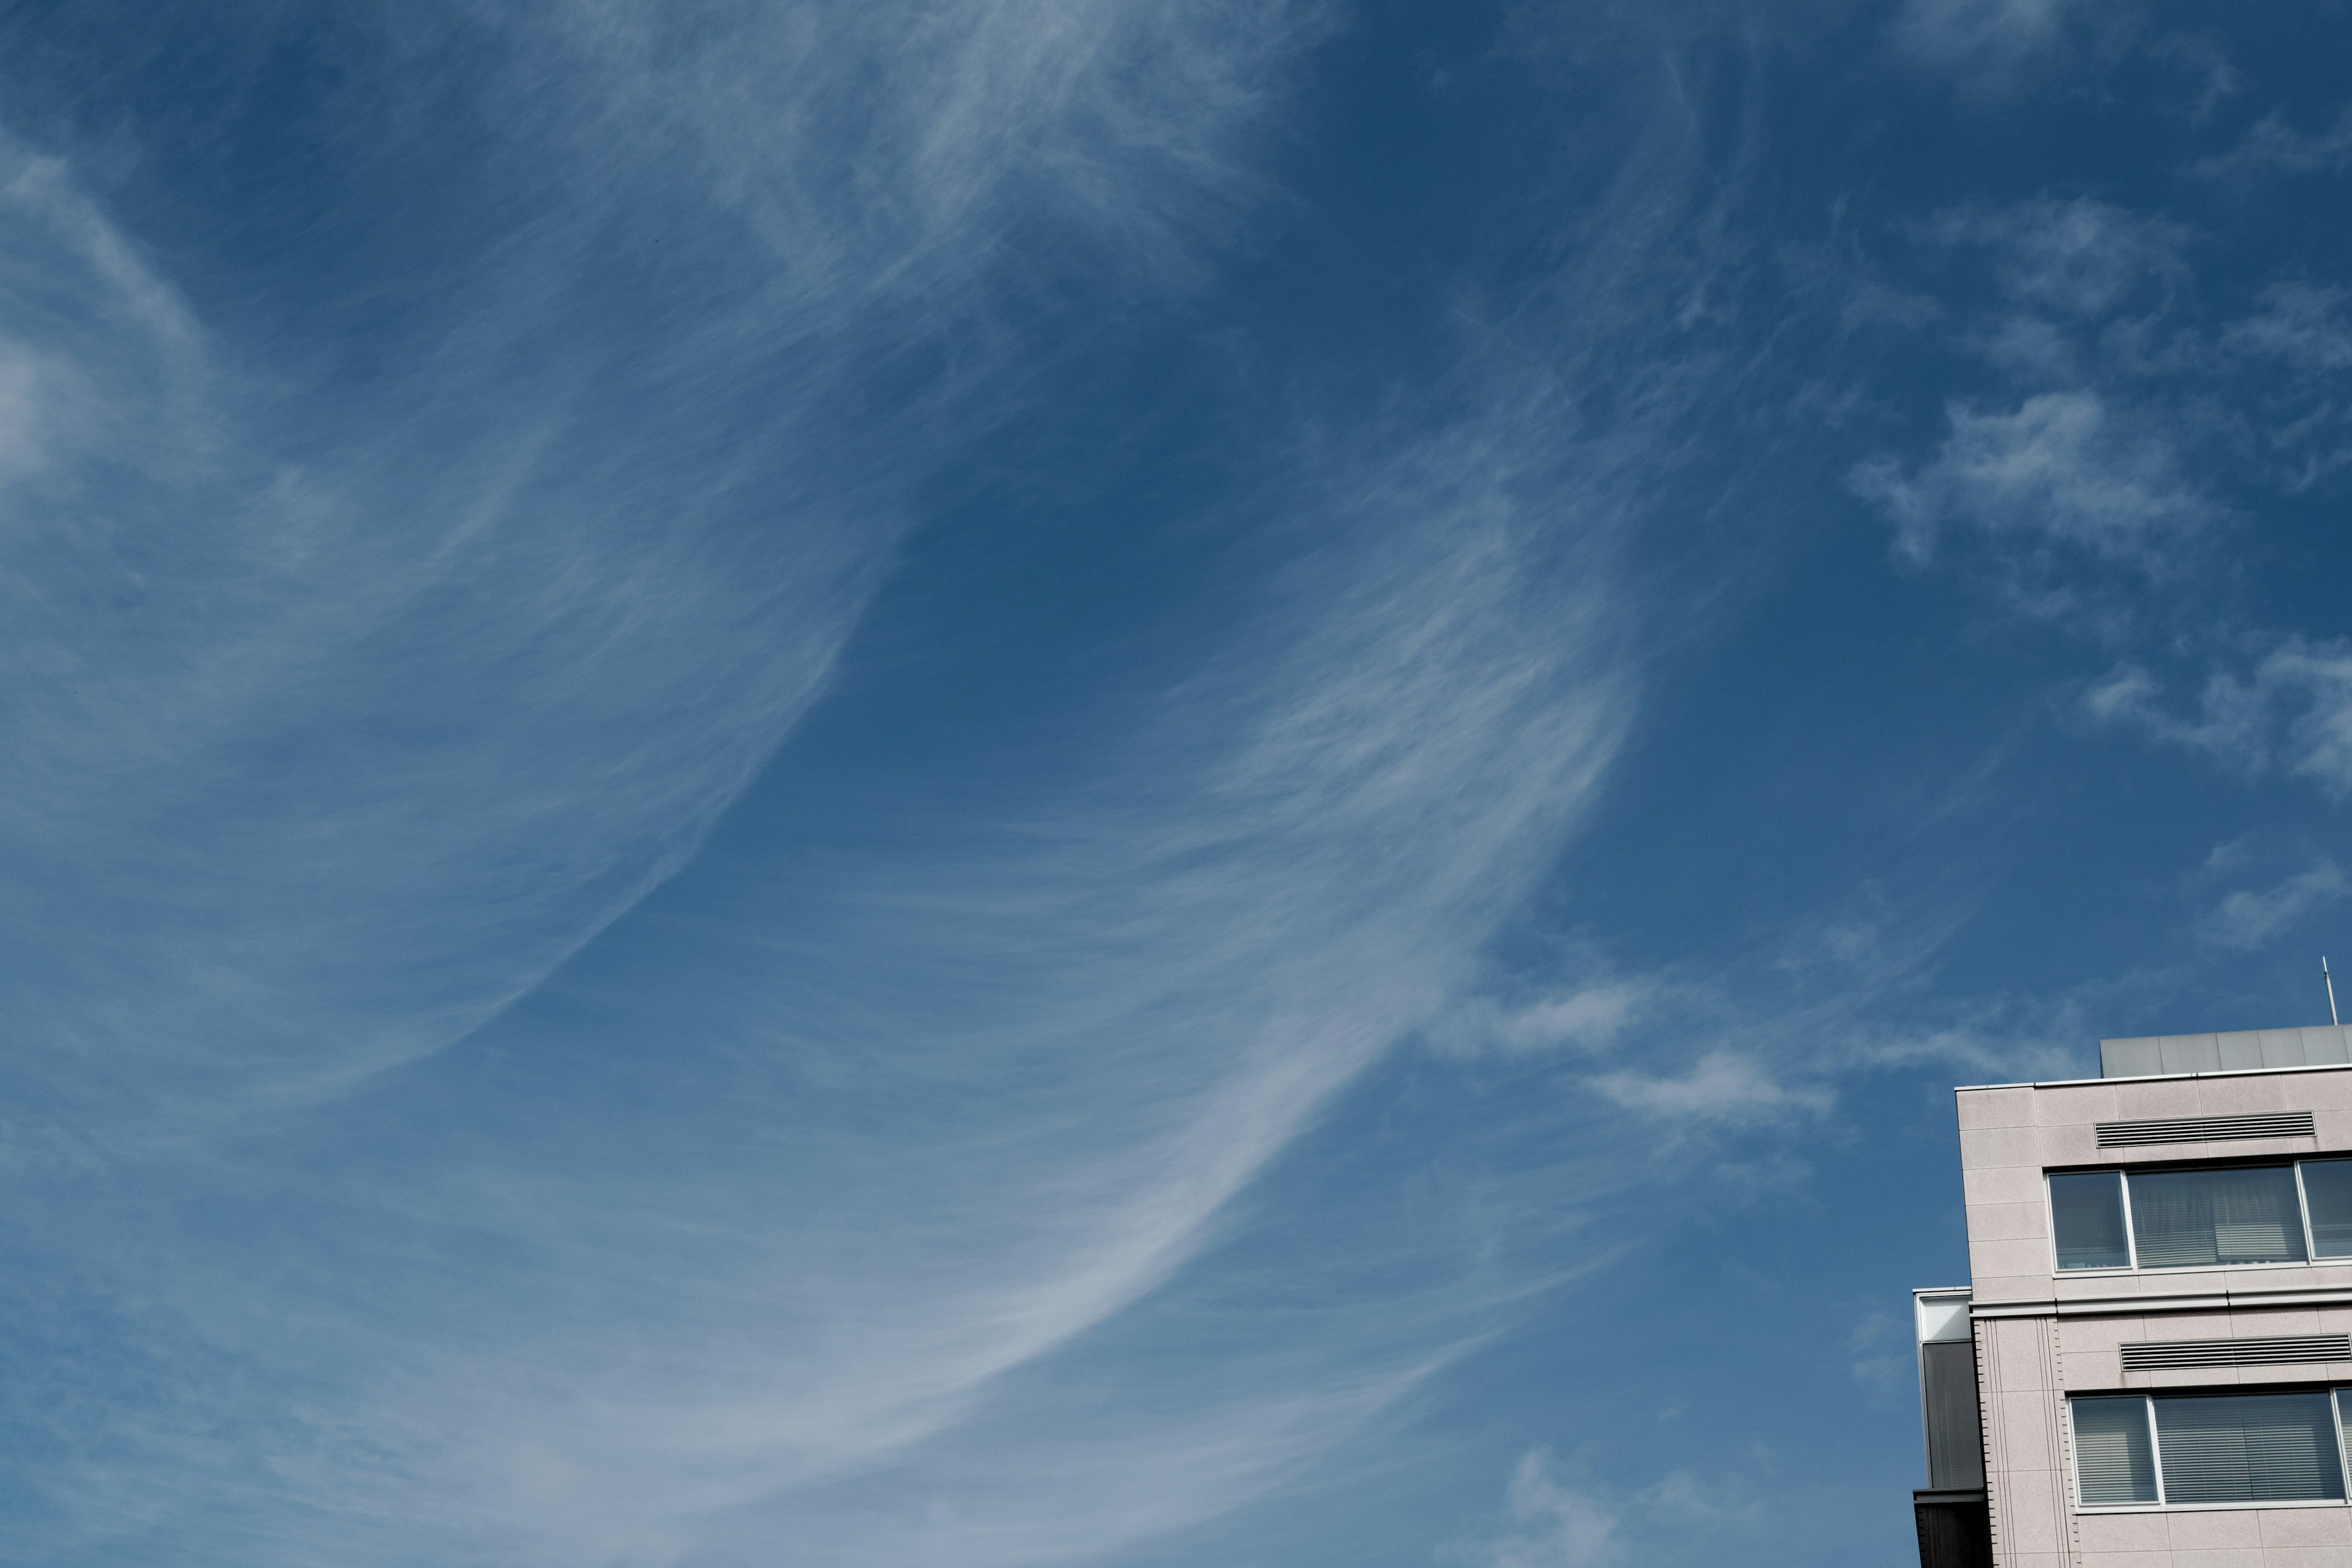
[{"left": 1914, "top": 1024, "right": 2352, "bottom": 1568}]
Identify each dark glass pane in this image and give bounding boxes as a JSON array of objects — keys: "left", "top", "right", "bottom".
[
  {"left": 2304, "top": 1159, "right": 2352, "bottom": 1257},
  {"left": 2073, "top": 1397, "right": 2157, "bottom": 1505},
  {"left": 2127, "top": 1165, "right": 2306, "bottom": 1269},
  {"left": 2050, "top": 1170, "right": 2130, "bottom": 1270},
  {"left": 2155, "top": 1392, "right": 2344, "bottom": 1503}
]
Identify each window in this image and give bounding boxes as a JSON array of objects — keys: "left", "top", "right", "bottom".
[
  {"left": 2050, "top": 1171, "right": 2130, "bottom": 1270},
  {"left": 2073, "top": 1396, "right": 2157, "bottom": 1504},
  {"left": 2129, "top": 1166, "right": 2305, "bottom": 1268},
  {"left": 2049, "top": 1159, "right": 2348, "bottom": 1272},
  {"left": 2072, "top": 1390, "right": 2348, "bottom": 1508},
  {"left": 2304, "top": 1159, "right": 2352, "bottom": 1257}
]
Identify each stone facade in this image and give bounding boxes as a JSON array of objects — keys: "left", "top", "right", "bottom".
[{"left": 1951, "top": 1063, "right": 2352, "bottom": 1568}]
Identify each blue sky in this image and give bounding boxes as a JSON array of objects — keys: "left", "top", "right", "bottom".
[{"left": 6, "top": 1, "right": 2352, "bottom": 1562}]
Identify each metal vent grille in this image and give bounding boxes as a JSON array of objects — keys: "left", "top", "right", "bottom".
[
  {"left": 2095, "top": 1112, "right": 2316, "bottom": 1147},
  {"left": 2120, "top": 1335, "right": 2352, "bottom": 1370}
]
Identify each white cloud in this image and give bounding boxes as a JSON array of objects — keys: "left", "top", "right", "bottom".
[
  {"left": 2225, "top": 283, "right": 2352, "bottom": 371},
  {"left": 1498, "top": 984, "right": 1650, "bottom": 1054},
  {"left": 2086, "top": 641, "right": 2352, "bottom": 796},
  {"left": 1591, "top": 1051, "right": 1832, "bottom": 1126},
  {"left": 2201, "top": 861, "right": 2349, "bottom": 951},
  {"left": 1468, "top": 1450, "right": 1622, "bottom": 1568},
  {"left": 2149, "top": 32, "right": 2243, "bottom": 124},
  {"left": 2190, "top": 108, "right": 2352, "bottom": 181},
  {"left": 1434, "top": 979, "right": 1655, "bottom": 1058},
  {"left": 1931, "top": 197, "right": 2187, "bottom": 317},
  {"left": 1849, "top": 391, "right": 2216, "bottom": 566},
  {"left": 1891, "top": 0, "right": 2077, "bottom": 75},
  {"left": 2272, "top": 644, "right": 2352, "bottom": 791},
  {"left": 1450, "top": 1450, "right": 1786, "bottom": 1568}
]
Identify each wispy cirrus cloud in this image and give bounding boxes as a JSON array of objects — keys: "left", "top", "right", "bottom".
[
  {"left": 2201, "top": 859, "right": 2349, "bottom": 951},
  {"left": 0, "top": 0, "right": 1323, "bottom": 1139},
  {"left": 17, "top": 378, "right": 1659, "bottom": 1565},
  {"left": 1890, "top": 0, "right": 2080, "bottom": 78},
  {"left": 2189, "top": 107, "right": 2352, "bottom": 181}
]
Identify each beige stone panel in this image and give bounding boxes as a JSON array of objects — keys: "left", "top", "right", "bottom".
[
  {"left": 2074, "top": 1510, "right": 2170, "bottom": 1551},
  {"left": 2036, "top": 1082, "right": 2119, "bottom": 1126},
  {"left": 2315, "top": 1113, "right": 2352, "bottom": 1156},
  {"left": 2145, "top": 1309, "right": 2234, "bottom": 1336},
  {"left": 2294, "top": 1262, "right": 2352, "bottom": 1291},
  {"left": 2295, "top": 1072, "right": 2352, "bottom": 1110},
  {"left": 1963, "top": 1126, "right": 2042, "bottom": 1171},
  {"left": 2258, "top": 1547, "right": 2352, "bottom": 1568},
  {"left": 2197, "top": 1076, "right": 2301, "bottom": 1115},
  {"left": 2165, "top": 1549, "right": 2269, "bottom": 1568},
  {"left": 2165, "top": 1509, "right": 2266, "bottom": 1547},
  {"left": 1999, "top": 1555, "right": 2065, "bottom": 1568},
  {"left": 2247, "top": 1362, "right": 2351, "bottom": 1384},
  {"left": 2112, "top": 1079, "right": 2204, "bottom": 1120},
  {"left": 1970, "top": 1165, "right": 2051, "bottom": 1205},
  {"left": 2260, "top": 1509, "right": 2352, "bottom": 1547},
  {"left": 1997, "top": 1393, "right": 2057, "bottom": 1469},
  {"left": 1961, "top": 1087, "right": 2037, "bottom": 1129},
  {"left": 2233, "top": 1306, "right": 2324, "bottom": 1337},
  {"left": 1994, "top": 1470, "right": 2067, "bottom": 1553},
  {"left": 2137, "top": 1271, "right": 2233, "bottom": 1300},
  {"left": 2069, "top": 1552, "right": 2171, "bottom": 1568},
  {"left": 1989, "top": 1322, "right": 2057, "bottom": 1390},
  {"left": 2148, "top": 1364, "right": 2241, "bottom": 1388},
  {"left": 2032, "top": 1123, "right": 2101, "bottom": 1166},
  {"left": 2056, "top": 1275, "right": 2139, "bottom": 1305},
  {"left": 1971, "top": 1202, "right": 2052, "bottom": 1243},
  {"left": 2155, "top": 1135, "right": 2320, "bottom": 1161},
  {"left": 2062, "top": 1351, "right": 2124, "bottom": 1390},
  {"left": 2061, "top": 1316, "right": 2147, "bottom": 1353},
  {"left": 1978, "top": 1275, "right": 2059, "bottom": 1306},
  {"left": 1975, "top": 1238, "right": 2059, "bottom": 1281}
]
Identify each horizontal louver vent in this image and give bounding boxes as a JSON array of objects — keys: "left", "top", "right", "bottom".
[
  {"left": 2121, "top": 1335, "right": 2352, "bottom": 1370},
  {"left": 2095, "top": 1112, "right": 2316, "bottom": 1147}
]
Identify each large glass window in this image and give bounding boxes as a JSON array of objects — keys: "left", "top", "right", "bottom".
[
  {"left": 2049, "top": 1161, "right": 2348, "bottom": 1272},
  {"left": 2051, "top": 1171, "right": 2131, "bottom": 1270},
  {"left": 2156, "top": 1392, "right": 2344, "bottom": 1503},
  {"left": 2073, "top": 1390, "right": 2350, "bottom": 1509},
  {"left": 2129, "top": 1166, "right": 2307, "bottom": 1268},
  {"left": 2304, "top": 1159, "right": 2352, "bottom": 1258}
]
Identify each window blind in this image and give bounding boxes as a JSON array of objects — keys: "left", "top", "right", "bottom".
[
  {"left": 2127, "top": 1165, "right": 2307, "bottom": 1268},
  {"left": 2073, "top": 1396, "right": 2158, "bottom": 1506},
  {"left": 2153, "top": 1392, "right": 2344, "bottom": 1504}
]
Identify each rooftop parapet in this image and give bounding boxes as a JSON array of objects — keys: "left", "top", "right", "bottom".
[{"left": 2100, "top": 1024, "right": 2352, "bottom": 1079}]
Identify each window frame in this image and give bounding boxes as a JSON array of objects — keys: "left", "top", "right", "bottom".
[
  {"left": 2069, "top": 1384, "right": 2352, "bottom": 1513},
  {"left": 2046, "top": 1156, "right": 2352, "bottom": 1276}
]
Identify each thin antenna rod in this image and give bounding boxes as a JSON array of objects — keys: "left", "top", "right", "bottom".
[{"left": 2328, "top": 957, "right": 2341, "bottom": 1028}]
